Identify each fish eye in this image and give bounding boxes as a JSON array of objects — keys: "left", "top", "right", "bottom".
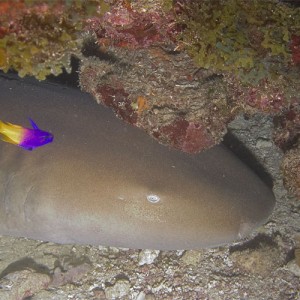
[{"left": 41, "top": 133, "right": 53, "bottom": 141}]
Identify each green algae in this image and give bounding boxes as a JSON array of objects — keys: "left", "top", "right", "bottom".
[
  {"left": 1, "top": 0, "right": 299, "bottom": 83},
  {"left": 175, "top": 0, "right": 300, "bottom": 84},
  {"left": 0, "top": 0, "right": 109, "bottom": 80}
]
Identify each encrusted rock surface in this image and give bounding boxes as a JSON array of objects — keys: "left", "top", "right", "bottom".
[
  {"left": 281, "top": 146, "right": 300, "bottom": 199},
  {"left": 79, "top": 48, "right": 234, "bottom": 153},
  {"left": 0, "top": 112, "right": 299, "bottom": 300}
]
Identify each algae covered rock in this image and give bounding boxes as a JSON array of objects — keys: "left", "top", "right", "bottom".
[{"left": 0, "top": 0, "right": 109, "bottom": 80}]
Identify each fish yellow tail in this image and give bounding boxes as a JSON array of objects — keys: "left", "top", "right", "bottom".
[
  {"left": 0, "top": 120, "right": 4, "bottom": 135},
  {"left": 0, "top": 120, "right": 8, "bottom": 134},
  {"left": 0, "top": 120, "right": 10, "bottom": 144},
  {"left": 0, "top": 120, "right": 23, "bottom": 146}
]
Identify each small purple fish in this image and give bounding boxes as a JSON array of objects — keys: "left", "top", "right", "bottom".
[{"left": 0, "top": 118, "right": 53, "bottom": 151}]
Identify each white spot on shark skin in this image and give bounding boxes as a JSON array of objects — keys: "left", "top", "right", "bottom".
[{"left": 146, "top": 194, "right": 160, "bottom": 203}]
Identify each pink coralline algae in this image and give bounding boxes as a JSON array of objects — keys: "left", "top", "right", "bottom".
[
  {"left": 243, "top": 86, "right": 285, "bottom": 114},
  {"left": 86, "top": 6, "right": 176, "bottom": 49},
  {"left": 226, "top": 72, "right": 299, "bottom": 116}
]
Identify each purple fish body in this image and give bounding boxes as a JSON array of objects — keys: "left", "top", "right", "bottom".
[{"left": 0, "top": 118, "right": 53, "bottom": 151}]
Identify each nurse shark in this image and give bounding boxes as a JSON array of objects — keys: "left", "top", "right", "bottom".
[{"left": 0, "top": 74, "right": 275, "bottom": 250}]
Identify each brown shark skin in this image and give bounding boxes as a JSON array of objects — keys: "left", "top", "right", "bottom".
[{"left": 0, "top": 75, "right": 275, "bottom": 250}]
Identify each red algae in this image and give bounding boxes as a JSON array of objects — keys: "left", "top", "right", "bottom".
[
  {"left": 154, "top": 118, "right": 214, "bottom": 153},
  {"left": 226, "top": 72, "right": 299, "bottom": 117},
  {"left": 85, "top": 4, "right": 176, "bottom": 50},
  {"left": 157, "top": 118, "right": 189, "bottom": 150},
  {"left": 273, "top": 101, "right": 300, "bottom": 151},
  {"left": 95, "top": 85, "right": 137, "bottom": 125},
  {"left": 290, "top": 35, "right": 300, "bottom": 65},
  {"left": 183, "top": 122, "right": 215, "bottom": 153}
]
